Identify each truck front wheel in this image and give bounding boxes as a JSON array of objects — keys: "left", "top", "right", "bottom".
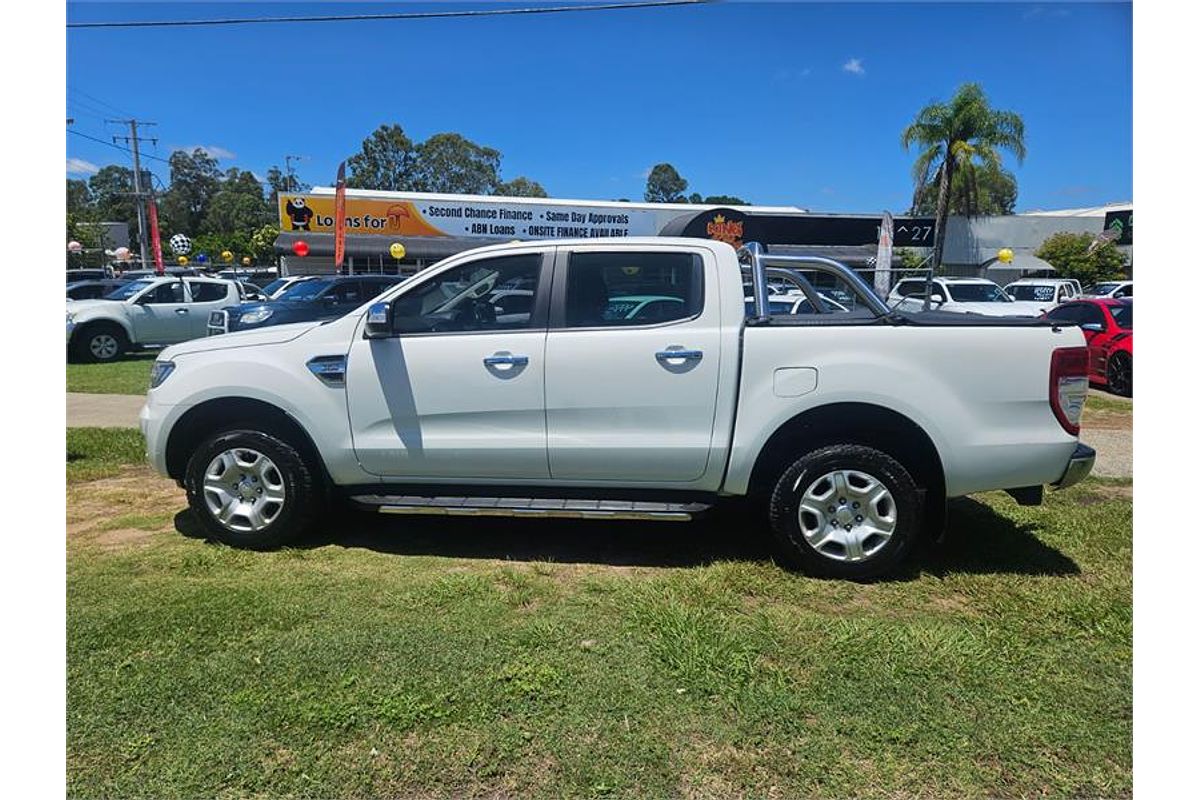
[
  {"left": 768, "top": 444, "right": 921, "bottom": 580},
  {"left": 183, "top": 429, "right": 321, "bottom": 549},
  {"left": 71, "top": 323, "right": 128, "bottom": 363}
]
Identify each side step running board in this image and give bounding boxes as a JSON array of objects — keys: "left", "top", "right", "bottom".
[{"left": 350, "top": 494, "right": 711, "bottom": 522}]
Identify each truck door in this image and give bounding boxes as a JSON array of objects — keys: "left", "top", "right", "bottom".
[
  {"left": 184, "top": 280, "right": 236, "bottom": 338},
  {"left": 129, "top": 280, "right": 189, "bottom": 344},
  {"left": 346, "top": 251, "right": 552, "bottom": 479},
  {"left": 544, "top": 246, "right": 721, "bottom": 482}
]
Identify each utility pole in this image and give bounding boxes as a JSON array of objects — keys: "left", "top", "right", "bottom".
[
  {"left": 284, "top": 154, "right": 307, "bottom": 192},
  {"left": 109, "top": 119, "right": 157, "bottom": 267}
]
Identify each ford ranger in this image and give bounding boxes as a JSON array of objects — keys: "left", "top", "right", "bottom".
[{"left": 139, "top": 238, "right": 1094, "bottom": 579}]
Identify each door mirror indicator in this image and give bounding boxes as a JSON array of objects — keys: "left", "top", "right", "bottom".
[
  {"left": 1080, "top": 322, "right": 1103, "bottom": 333},
  {"left": 364, "top": 302, "right": 394, "bottom": 339}
]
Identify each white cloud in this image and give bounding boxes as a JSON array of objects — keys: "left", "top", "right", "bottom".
[
  {"left": 66, "top": 157, "right": 99, "bottom": 176},
  {"left": 842, "top": 58, "right": 865, "bottom": 75},
  {"left": 182, "top": 144, "right": 237, "bottom": 160}
]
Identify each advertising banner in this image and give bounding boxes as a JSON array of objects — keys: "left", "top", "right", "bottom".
[
  {"left": 333, "top": 163, "right": 347, "bottom": 269},
  {"left": 874, "top": 211, "right": 893, "bottom": 296},
  {"left": 279, "top": 194, "right": 663, "bottom": 241}
]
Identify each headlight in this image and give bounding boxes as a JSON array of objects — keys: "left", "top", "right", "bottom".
[
  {"left": 66, "top": 311, "right": 76, "bottom": 324},
  {"left": 239, "top": 308, "right": 274, "bottom": 325},
  {"left": 149, "top": 360, "right": 176, "bottom": 389}
]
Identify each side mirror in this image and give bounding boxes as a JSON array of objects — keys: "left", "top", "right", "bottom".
[
  {"left": 364, "top": 301, "right": 394, "bottom": 339},
  {"left": 930, "top": 292, "right": 946, "bottom": 305},
  {"left": 1080, "top": 322, "right": 1103, "bottom": 333}
]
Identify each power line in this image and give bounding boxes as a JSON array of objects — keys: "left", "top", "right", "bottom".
[
  {"left": 67, "top": 0, "right": 707, "bottom": 29},
  {"left": 67, "top": 87, "right": 133, "bottom": 118},
  {"left": 68, "top": 127, "right": 172, "bottom": 164}
]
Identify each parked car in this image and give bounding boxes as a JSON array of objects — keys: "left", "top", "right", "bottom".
[
  {"left": 888, "top": 277, "right": 1044, "bottom": 317},
  {"left": 141, "top": 237, "right": 1094, "bottom": 580},
  {"left": 1082, "top": 280, "right": 1132, "bottom": 300},
  {"left": 118, "top": 267, "right": 201, "bottom": 279},
  {"left": 66, "top": 279, "right": 129, "bottom": 301},
  {"left": 259, "top": 275, "right": 320, "bottom": 299},
  {"left": 208, "top": 275, "right": 403, "bottom": 335},
  {"left": 67, "top": 276, "right": 241, "bottom": 362},
  {"left": 743, "top": 292, "right": 850, "bottom": 317},
  {"left": 66, "top": 268, "right": 114, "bottom": 283},
  {"left": 1044, "top": 298, "right": 1132, "bottom": 396},
  {"left": 1004, "top": 278, "right": 1081, "bottom": 312}
]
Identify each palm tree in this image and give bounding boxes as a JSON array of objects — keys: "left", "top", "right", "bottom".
[{"left": 901, "top": 83, "right": 1026, "bottom": 268}]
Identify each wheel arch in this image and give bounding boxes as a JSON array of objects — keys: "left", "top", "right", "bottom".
[
  {"left": 165, "top": 396, "right": 330, "bottom": 488},
  {"left": 747, "top": 402, "right": 946, "bottom": 512},
  {"left": 71, "top": 315, "right": 135, "bottom": 346}
]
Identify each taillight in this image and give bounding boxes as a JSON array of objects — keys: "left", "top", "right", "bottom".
[{"left": 1050, "top": 347, "right": 1089, "bottom": 435}]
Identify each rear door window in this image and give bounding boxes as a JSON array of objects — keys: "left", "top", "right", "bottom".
[
  {"left": 562, "top": 251, "right": 702, "bottom": 328},
  {"left": 187, "top": 281, "right": 229, "bottom": 303}
]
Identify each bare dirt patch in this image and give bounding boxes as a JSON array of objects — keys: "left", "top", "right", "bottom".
[{"left": 67, "top": 466, "right": 185, "bottom": 549}]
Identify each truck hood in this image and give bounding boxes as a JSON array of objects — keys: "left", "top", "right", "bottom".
[
  {"left": 162, "top": 320, "right": 321, "bottom": 358},
  {"left": 66, "top": 298, "right": 123, "bottom": 313}
]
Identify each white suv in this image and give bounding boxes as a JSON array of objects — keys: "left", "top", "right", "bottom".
[
  {"left": 887, "top": 277, "right": 1044, "bottom": 317},
  {"left": 1004, "top": 278, "right": 1082, "bottom": 313},
  {"left": 67, "top": 276, "right": 242, "bottom": 362}
]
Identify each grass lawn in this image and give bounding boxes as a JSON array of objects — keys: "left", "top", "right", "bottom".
[
  {"left": 67, "top": 448, "right": 1132, "bottom": 798},
  {"left": 66, "top": 353, "right": 156, "bottom": 395},
  {"left": 66, "top": 428, "right": 146, "bottom": 482}
]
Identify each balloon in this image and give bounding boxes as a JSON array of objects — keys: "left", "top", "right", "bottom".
[
  {"left": 292, "top": 240, "right": 310, "bottom": 257},
  {"left": 389, "top": 242, "right": 406, "bottom": 260},
  {"left": 67, "top": 241, "right": 83, "bottom": 253},
  {"left": 997, "top": 247, "right": 1014, "bottom": 264},
  {"left": 114, "top": 246, "right": 132, "bottom": 261},
  {"left": 177, "top": 256, "right": 189, "bottom": 266},
  {"left": 242, "top": 257, "right": 252, "bottom": 266},
  {"left": 196, "top": 253, "right": 209, "bottom": 264},
  {"left": 221, "top": 250, "right": 234, "bottom": 263}
]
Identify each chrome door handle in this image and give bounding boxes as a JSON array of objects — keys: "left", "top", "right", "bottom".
[
  {"left": 175, "top": 308, "right": 189, "bottom": 315},
  {"left": 656, "top": 349, "right": 703, "bottom": 362},
  {"left": 483, "top": 353, "right": 529, "bottom": 366}
]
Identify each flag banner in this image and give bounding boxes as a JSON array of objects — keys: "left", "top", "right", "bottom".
[
  {"left": 333, "top": 162, "right": 347, "bottom": 270},
  {"left": 147, "top": 198, "right": 165, "bottom": 275},
  {"left": 874, "top": 210, "right": 894, "bottom": 297}
]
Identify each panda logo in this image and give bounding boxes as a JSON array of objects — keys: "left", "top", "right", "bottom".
[{"left": 284, "top": 197, "right": 315, "bottom": 231}]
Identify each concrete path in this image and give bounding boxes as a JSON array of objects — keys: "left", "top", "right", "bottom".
[{"left": 67, "top": 393, "right": 144, "bottom": 428}]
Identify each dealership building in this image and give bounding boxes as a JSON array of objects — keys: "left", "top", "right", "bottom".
[{"left": 272, "top": 188, "right": 1131, "bottom": 280}]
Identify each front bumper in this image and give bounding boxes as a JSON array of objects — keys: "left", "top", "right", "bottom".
[{"left": 1053, "top": 443, "right": 1096, "bottom": 490}]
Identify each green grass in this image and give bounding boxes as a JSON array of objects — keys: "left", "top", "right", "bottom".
[
  {"left": 1086, "top": 391, "right": 1133, "bottom": 414},
  {"left": 67, "top": 477, "right": 1131, "bottom": 798},
  {"left": 67, "top": 353, "right": 155, "bottom": 395},
  {"left": 66, "top": 428, "right": 146, "bottom": 482}
]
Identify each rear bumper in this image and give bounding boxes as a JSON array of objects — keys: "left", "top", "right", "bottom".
[{"left": 1053, "top": 443, "right": 1096, "bottom": 490}]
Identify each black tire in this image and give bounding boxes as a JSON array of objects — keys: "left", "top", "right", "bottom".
[
  {"left": 183, "top": 428, "right": 322, "bottom": 549},
  {"left": 71, "top": 322, "right": 128, "bottom": 363},
  {"left": 1107, "top": 351, "right": 1132, "bottom": 397},
  {"left": 767, "top": 444, "right": 922, "bottom": 580}
]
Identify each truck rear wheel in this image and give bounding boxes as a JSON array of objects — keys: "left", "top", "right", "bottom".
[
  {"left": 183, "top": 429, "right": 321, "bottom": 549},
  {"left": 767, "top": 444, "right": 921, "bottom": 580}
]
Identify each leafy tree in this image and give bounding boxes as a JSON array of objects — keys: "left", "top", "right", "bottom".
[
  {"left": 84, "top": 166, "right": 140, "bottom": 250},
  {"left": 911, "top": 161, "right": 1016, "bottom": 217},
  {"left": 644, "top": 163, "right": 688, "bottom": 203},
  {"left": 703, "top": 194, "right": 748, "bottom": 205},
  {"left": 67, "top": 179, "right": 92, "bottom": 215},
  {"left": 346, "top": 124, "right": 417, "bottom": 191},
  {"left": 249, "top": 224, "right": 280, "bottom": 264},
  {"left": 201, "top": 168, "right": 271, "bottom": 244},
  {"left": 901, "top": 83, "right": 1026, "bottom": 267},
  {"left": 159, "top": 148, "right": 223, "bottom": 235},
  {"left": 688, "top": 192, "right": 703, "bottom": 204},
  {"left": 495, "top": 176, "right": 548, "bottom": 198},
  {"left": 1035, "top": 232, "right": 1127, "bottom": 285},
  {"left": 412, "top": 132, "right": 501, "bottom": 194}
]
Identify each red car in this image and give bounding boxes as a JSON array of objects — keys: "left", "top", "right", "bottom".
[{"left": 1044, "top": 298, "right": 1133, "bottom": 396}]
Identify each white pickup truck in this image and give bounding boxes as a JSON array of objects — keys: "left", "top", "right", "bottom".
[
  {"left": 140, "top": 238, "right": 1094, "bottom": 579},
  {"left": 67, "top": 276, "right": 243, "bottom": 362}
]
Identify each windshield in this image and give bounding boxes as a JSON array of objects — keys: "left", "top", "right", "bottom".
[
  {"left": 1090, "top": 282, "right": 1120, "bottom": 295},
  {"left": 105, "top": 279, "right": 156, "bottom": 300},
  {"left": 947, "top": 283, "right": 1011, "bottom": 303},
  {"left": 1007, "top": 284, "right": 1056, "bottom": 302},
  {"left": 276, "top": 279, "right": 333, "bottom": 302},
  {"left": 262, "top": 278, "right": 290, "bottom": 296},
  {"left": 1111, "top": 303, "right": 1132, "bottom": 329}
]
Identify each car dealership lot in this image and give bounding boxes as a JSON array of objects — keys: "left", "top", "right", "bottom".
[{"left": 65, "top": 420, "right": 1130, "bottom": 798}]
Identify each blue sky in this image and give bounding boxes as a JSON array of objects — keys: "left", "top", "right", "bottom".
[{"left": 66, "top": 1, "right": 1132, "bottom": 212}]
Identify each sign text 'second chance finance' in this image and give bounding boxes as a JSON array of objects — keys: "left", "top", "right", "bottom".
[{"left": 279, "top": 195, "right": 664, "bottom": 240}]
